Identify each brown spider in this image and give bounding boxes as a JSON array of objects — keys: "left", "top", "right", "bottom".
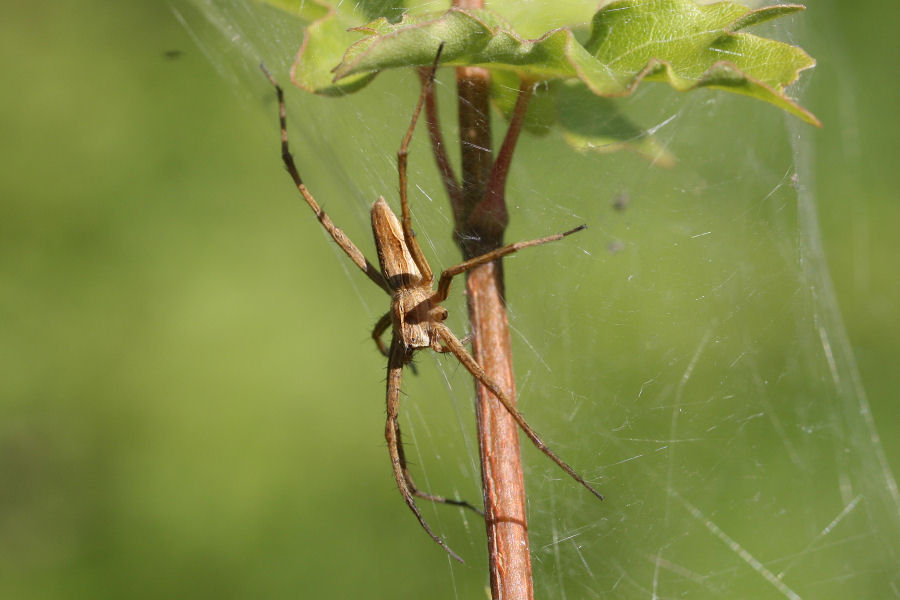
[{"left": 262, "top": 48, "right": 602, "bottom": 562}]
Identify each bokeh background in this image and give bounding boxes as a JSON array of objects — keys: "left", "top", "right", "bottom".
[{"left": 1, "top": 1, "right": 897, "bottom": 598}]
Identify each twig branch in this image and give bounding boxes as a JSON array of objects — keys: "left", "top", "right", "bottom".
[
  {"left": 468, "top": 79, "right": 535, "bottom": 241},
  {"left": 448, "top": 0, "right": 536, "bottom": 593}
]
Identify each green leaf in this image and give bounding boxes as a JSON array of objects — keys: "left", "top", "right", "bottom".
[
  {"left": 555, "top": 82, "right": 677, "bottom": 166},
  {"left": 581, "top": 1, "right": 818, "bottom": 125},
  {"left": 331, "top": 9, "right": 580, "bottom": 82},
  {"left": 256, "top": 0, "right": 376, "bottom": 95},
  {"left": 314, "top": 1, "right": 817, "bottom": 125}
]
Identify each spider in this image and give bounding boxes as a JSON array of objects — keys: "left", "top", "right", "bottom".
[{"left": 262, "top": 47, "right": 602, "bottom": 562}]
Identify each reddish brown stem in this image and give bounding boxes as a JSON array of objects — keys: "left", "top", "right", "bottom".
[
  {"left": 466, "top": 260, "right": 533, "bottom": 599},
  {"left": 454, "top": 59, "right": 535, "bottom": 600},
  {"left": 442, "top": 3, "right": 538, "bottom": 596},
  {"left": 454, "top": 66, "right": 495, "bottom": 253},
  {"left": 468, "top": 80, "right": 534, "bottom": 240}
]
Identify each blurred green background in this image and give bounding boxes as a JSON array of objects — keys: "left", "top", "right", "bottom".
[{"left": 1, "top": 1, "right": 897, "bottom": 598}]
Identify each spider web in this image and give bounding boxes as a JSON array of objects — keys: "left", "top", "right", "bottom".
[{"left": 173, "top": 1, "right": 900, "bottom": 597}]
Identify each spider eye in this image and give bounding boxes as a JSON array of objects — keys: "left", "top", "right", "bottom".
[{"left": 438, "top": 308, "right": 448, "bottom": 321}]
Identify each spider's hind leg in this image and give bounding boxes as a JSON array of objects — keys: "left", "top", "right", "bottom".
[
  {"left": 386, "top": 338, "right": 479, "bottom": 563},
  {"left": 394, "top": 413, "right": 483, "bottom": 516}
]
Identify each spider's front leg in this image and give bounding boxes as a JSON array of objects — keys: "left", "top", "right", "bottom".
[
  {"left": 431, "top": 224, "right": 586, "bottom": 303},
  {"left": 261, "top": 64, "right": 391, "bottom": 295}
]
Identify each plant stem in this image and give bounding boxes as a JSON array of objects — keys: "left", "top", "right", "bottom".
[
  {"left": 469, "top": 80, "right": 534, "bottom": 242},
  {"left": 450, "top": 0, "right": 535, "bottom": 593}
]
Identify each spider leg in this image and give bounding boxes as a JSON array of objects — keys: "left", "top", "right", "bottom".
[
  {"left": 261, "top": 64, "right": 390, "bottom": 295},
  {"left": 432, "top": 224, "right": 586, "bottom": 303},
  {"left": 414, "top": 66, "right": 461, "bottom": 214},
  {"left": 433, "top": 323, "right": 604, "bottom": 501},
  {"left": 430, "top": 333, "right": 473, "bottom": 353},
  {"left": 397, "top": 44, "right": 445, "bottom": 284},
  {"left": 372, "top": 312, "right": 391, "bottom": 357},
  {"left": 393, "top": 401, "right": 483, "bottom": 516},
  {"left": 375, "top": 312, "right": 427, "bottom": 375},
  {"left": 386, "top": 337, "right": 465, "bottom": 563}
]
